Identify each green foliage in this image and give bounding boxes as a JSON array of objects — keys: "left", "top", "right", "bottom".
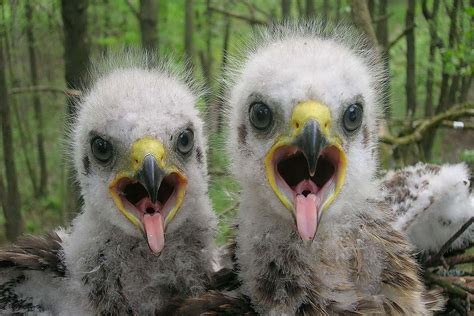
[{"left": 460, "top": 149, "right": 474, "bottom": 164}]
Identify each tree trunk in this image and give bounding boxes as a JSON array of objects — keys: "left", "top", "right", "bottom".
[
  {"left": 297, "top": 0, "right": 304, "bottom": 17},
  {"left": 61, "top": 0, "right": 90, "bottom": 216},
  {"left": 350, "top": 0, "right": 378, "bottom": 47},
  {"left": 0, "top": 171, "right": 6, "bottom": 220},
  {"left": 405, "top": 0, "right": 416, "bottom": 120},
  {"left": 421, "top": 0, "right": 440, "bottom": 158},
  {"left": 0, "top": 28, "right": 24, "bottom": 241},
  {"left": 322, "top": 0, "right": 329, "bottom": 25},
  {"left": 216, "top": 14, "right": 232, "bottom": 133},
  {"left": 184, "top": 0, "right": 194, "bottom": 71},
  {"left": 376, "top": 0, "right": 390, "bottom": 119},
  {"left": 198, "top": 0, "right": 213, "bottom": 108},
  {"left": 368, "top": 0, "right": 375, "bottom": 19},
  {"left": 61, "top": 0, "right": 90, "bottom": 117},
  {"left": 102, "top": 0, "right": 111, "bottom": 54},
  {"left": 25, "top": 1, "right": 48, "bottom": 197},
  {"left": 323, "top": 0, "right": 329, "bottom": 15},
  {"left": 459, "top": 76, "right": 472, "bottom": 103},
  {"left": 2, "top": 3, "right": 39, "bottom": 196},
  {"left": 305, "top": 0, "right": 315, "bottom": 18},
  {"left": 335, "top": 0, "right": 341, "bottom": 21},
  {"left": 281, "top": 0, "right": 291, "bottom": 20},
  {"left": 436, "top": 0, "right": 459, "bottom": 113},
  {"left": 139, "top": 0, "right": 159, "bottom": 52},
  {"left": 424, "top": 0, "right": 460, "bottom": 160},
  {"left": 422, "top": 0, "right": 440, "bottom": 117},
  {"left": 446, "top": 0, "right": 461, "bottom": 106}
]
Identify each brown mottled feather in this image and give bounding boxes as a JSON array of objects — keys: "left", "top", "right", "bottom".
[
  {"left": 163, "top": 209, "right": 446, "bottom": 315},
  {"left": 0, "top": 232, "right": 65, "bottom": 276},
  {"left": 422, "top": 288, "right": 446, "bottom": 313},
  {"left": 159, "top": 291, "right": 256, "bottom": 315}
]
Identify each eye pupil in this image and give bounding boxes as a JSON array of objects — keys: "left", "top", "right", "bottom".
[
  {"left": 249, "top": 102, "right": 272, "bottom": 130},
  {"left": 91, "top": 137, "right": 113, "bottom": 163},
  {"left": 348, "top": 108, "right": 357, "bottom": 121},
  {"left": 177, "top": 129, "right": 194, "bottom": 155},
  {"left": 343, "top": 103, "right": 363, "bottom": 132},
  {"left": 180, "top": 134, "right": 189, "bottom": 146},
  {"left": 256, "top": 107, "right": 268, "bottom": 120}
]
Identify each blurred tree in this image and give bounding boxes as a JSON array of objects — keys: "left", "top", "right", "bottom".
[
  {"left": 185, "top": 0, "right": 194, "bottom": 71},
  {"left": 61, "top": 0, "right": 90, "bottom": 216},
  {"left": 405, "top": 0, "right": 416, "bottom": 120},
  {"left": 0, "top": 170, "right": 6, "bottom": 221},
  {"left": 25, "top": 1, "right": 48, "bottom": 197},
  {"left": 322, "top": 0, "right": 329, "bottom": 23},
  {"left": 198, "top": 0, "right": 213, "bottom": 102},
  {"left": 2, "top": 2, "right": 39, "bottom": 196},
  {"left": 305, "top": 0, "right": 315, "bottom": 18},
  {"left": 335, "top": 0, "right": 341, "bottom": 21},
  {"left": 422, "top": 0, "right": 441, "bottom": 119},
  {"left": 216, "top": 12, "right": 231, "bottom": 133},
  {"left": 0, "top": 22, "right": 24, "bottom": 241},
  {"left": 140, "top": 0, "right": 159, "bottom": 51},
  {"left": 281, "top": 0, "right": 291, "bottom": 20},
  {"left": 61, "top": 0, "right": 90, "bottom": 117},
  {"left": 438, "top": 0, "right": 460, "bottom": 114},
  {"left": 422, "top": 0, "right": 464, "bottom": 160},
  {"left": 375, "top": 0, "right": 391, "bottom": 119},
  {"left": 447, "top": 0, "right": 461, "bottom": 106},
  {"left": 127, "top": 0, "right": 159, "bottom": 51},
  {"left": 368, "top": 0, "right": 375, "bottom": 18},
  {"left": 350, "top": 0, "right": 378, "bottom": 47}
]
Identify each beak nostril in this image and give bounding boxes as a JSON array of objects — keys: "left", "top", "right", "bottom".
[{"left": 296, "top": 122, "right": 300, "bottom": 129}]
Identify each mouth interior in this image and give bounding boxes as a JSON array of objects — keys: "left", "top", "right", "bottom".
[
  {"left": 118, "top": 174, "right": 178, "bottom": 217},
  {"left": 276, "top": 147, "right": 338, "bottom": 196}
]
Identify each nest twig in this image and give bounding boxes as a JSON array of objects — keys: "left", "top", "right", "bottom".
[{"left": 423, "top": 218, "right": 474, "bottom": 314}]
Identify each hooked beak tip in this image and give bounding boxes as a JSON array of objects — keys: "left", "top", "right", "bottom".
[
  {"left": 137, "top": 155, "right": 165, "bottom": 204},
  {"left": 295, "top": 120, "right": 326, "bottom": 177}
]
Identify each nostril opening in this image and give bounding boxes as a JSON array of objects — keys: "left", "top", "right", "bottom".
[
  {"left": 325, "top": 122, "right": 328, "bottom": 129},
  {"left": 296, "top": 122, "right": 300, "bottom": 129}
]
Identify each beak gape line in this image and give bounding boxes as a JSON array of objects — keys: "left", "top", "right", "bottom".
[
  {"left": 109, "top": 138, "right": 187, "bottom": 255},
  {"left": 265, "top": 101, "right": 347, "bottom": 242}
]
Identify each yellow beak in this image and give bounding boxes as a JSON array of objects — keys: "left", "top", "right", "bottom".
[
  {"left": 108, "top": 137, "right": 187, "bottom": 232},
  {"left": 264, "top": 101, "right": 347, "bottom": 214}
]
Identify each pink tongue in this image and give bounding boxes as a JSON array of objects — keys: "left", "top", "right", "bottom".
[
  {"left": 295, "top": 193, "right": 319, "bottom": 241},
  {"left": 143, "top": 213, "right": 165, "bottom": 254}
]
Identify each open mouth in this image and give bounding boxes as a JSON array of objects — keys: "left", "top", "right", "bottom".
[
  {"left": 110, "top": 172, "right": 186, "bottom": 254},
  {"left": 116, "top": 174, "right": 179, "bottom": 218},
  {"left": 270, "top": 145, "right": 343, "bottom": 240}
]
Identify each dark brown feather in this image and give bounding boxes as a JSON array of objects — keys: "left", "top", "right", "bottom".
[
  {"left": 159, "top": 291, "right": 256, "bottom": 316},
  {"left": 0, "top": 232, "right": 65, "bottom": 276},
  {"left": 209, "top": 240, "right": 240, "bottom": 292}
]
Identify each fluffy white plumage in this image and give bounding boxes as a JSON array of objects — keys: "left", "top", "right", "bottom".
[
  {"left": 0, "top": 52, "right": 217, "bottom": 314},
  {"left": 225, "top": 22, "right": 442, "bottom": 314},
  {"left": 383, "top": 162, "right": 473, "bottom": 255}
]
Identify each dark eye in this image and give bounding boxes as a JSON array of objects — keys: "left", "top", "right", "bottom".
[
  {"left": 177, "top": 129, "right": 194, "bottom": 155},
  {"left": 249, "top": 102, "right": 272, "bottom": 130},
  {"left": 91, "top": 137, "right": 113, "bottom": 163},
  {"left": 343, "top": 103, "right": 363, "bottom": 132}
]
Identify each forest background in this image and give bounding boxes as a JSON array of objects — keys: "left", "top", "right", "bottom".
[{"left": 0, "top": 0, "right": 472, "bottom": 244}]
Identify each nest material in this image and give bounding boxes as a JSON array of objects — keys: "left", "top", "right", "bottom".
[{"left": 423, "top": 217, "right": 474, "bottom": 315}]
